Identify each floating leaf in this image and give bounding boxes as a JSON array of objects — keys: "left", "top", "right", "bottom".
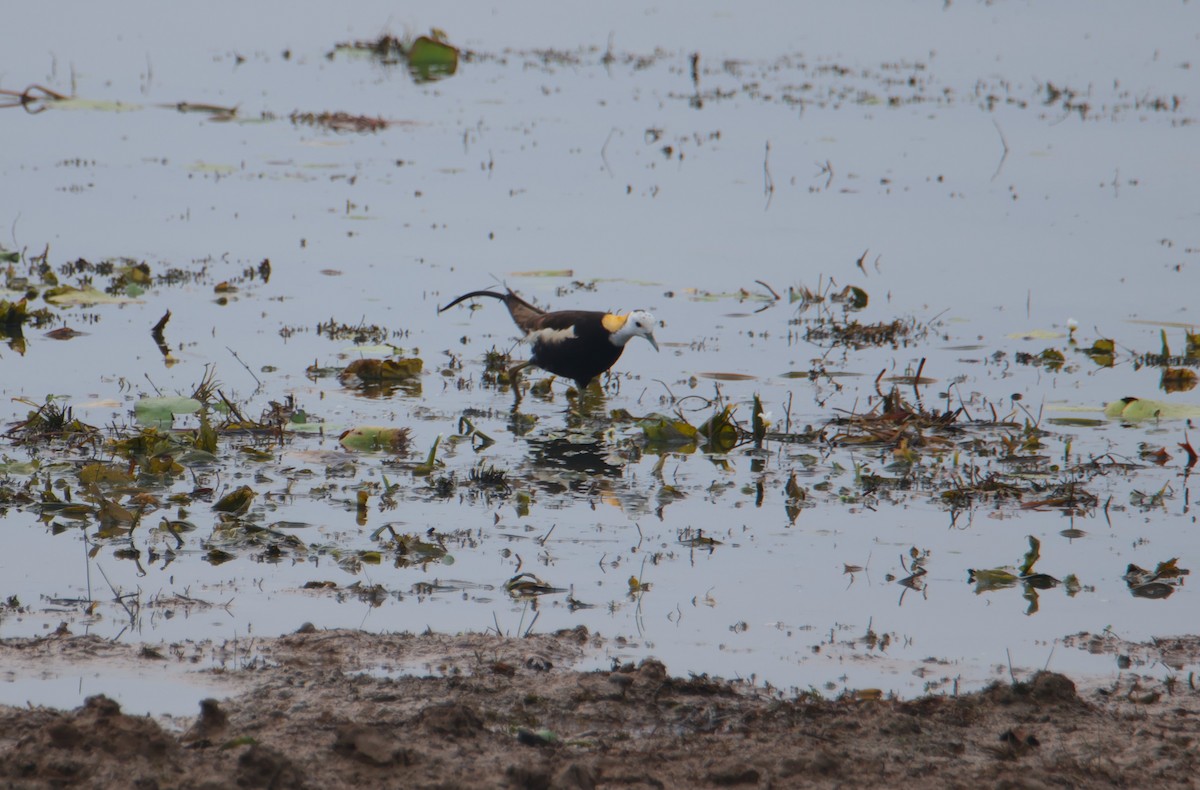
[
  {"left": 1123, "top": 559, "right": 1189, "bottom": 600},
  {"left": 698, "top": 405, "right": 739, "bottom": 454},
  {"left": 338, "top": 426, "right": 413, "bottom": 453},
  {"left": 1161, "top": 368, "right": 1197, "bottom": 394},
  {"left": 504, "top": 572, "right": 559, "bottom": 597},
  {"left": 339, "top": 357, "right": 423, "bottom": 382},
  {"left": 1104, "top": 397, "right": 1200, "bottom": 421},
  {"left": 510, "top": 269, "right": 573, "bottom": 278},
  {"left": 639, "top": 413, "right": 698, "bottom": 450},
  {"left": 213, "top": 485, "right": 256, "bottom": 515},
  {"left": 0, "top": 298, "right": 30, "bottom": 327},
  {"left": 1153, "top": 558, "right": 1189, "bottom": 579},
  {"left": 344, "top": 343, "right": 405, "bottom": 356},
  {"left": 134, "top": 396, "right": 203, "bottom": 427},
  {"left": 833, "top": 285, "right": 869, "bottom": 310},
  {"left": 696, "top": 372, "right": 756, "bottom": 381},
  {"left": 1130, "top": 582, "right": 1173, "bottom": 600},
  {"left": 1084, "top": 338, "right": 1115, "bottom": 367},
  {"left": 1039, "top": 348, "right": 1065, "bottom": 369},
  {"left": 79, "top": 463, "right": 134, "bottom": 486},
  {"left": 1018, "top": 535, "right": 1041, "bottom": 576},
  {"left": 407, "top": 35, "right": 459, "bottom": 82},
  {"left": 205, "top": 548, "right": 236, "bottom": 565},
  {"left": 1007, "top": 329, "right": 1066, "bottom": 340},
  {"left": 187, "top": 161, "right": 237, "bottom": 175},
  {"left": 43, "top": 286, "right": 141, "bottom": 305},
  {"left": 47, "top": 97, "right": 142, "bottom": 113},
  {"left": 751, "top": 394, "right": 766, "bottom": 446},
  {"left": 968, "top": 567, "right": 1019, "bottom": 592},
  {"left": 1020, "top": 573, "right": 1059, "bottom": 590}
]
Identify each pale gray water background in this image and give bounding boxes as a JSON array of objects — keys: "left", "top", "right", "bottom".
[{"left": 1, "top": 1, "right": 1198, "bottom": 714}]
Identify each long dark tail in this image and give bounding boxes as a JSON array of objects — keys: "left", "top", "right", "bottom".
[
  {"left": 438, "top": 289, "right": 506, "bottom": 313},
  {"left": 438, "top": 288, "right": 547, "bottom": 333}
]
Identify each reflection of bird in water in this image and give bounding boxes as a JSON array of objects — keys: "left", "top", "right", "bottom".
[
  {"left": 527, "top": 435, "right": 625, "bottom": 478},
  {"left": 438, "top": 288, "right": 658, "bottom": 392}
]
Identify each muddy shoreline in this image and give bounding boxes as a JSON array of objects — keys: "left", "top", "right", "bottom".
[{"left": 2, "top": 628, "right": 1197, "bottom": 788}]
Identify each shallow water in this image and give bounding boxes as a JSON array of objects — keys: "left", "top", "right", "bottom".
[{"left": 1, "top": 1, "right": 1197, "bottom": 711}]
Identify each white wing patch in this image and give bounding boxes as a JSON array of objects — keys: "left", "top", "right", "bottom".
[{"left": 526, "top": 326, "right": 577, "bottom": 345}]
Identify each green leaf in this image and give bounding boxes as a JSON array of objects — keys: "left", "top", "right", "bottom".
[
  {"left": 213, "top": 485, "right": 256, "bottom": 514},
  {"left": 968, "top": 567, "right": 1019, "bottom": 592},
  {"left": 407, "top": 36, "right": 458, "bottom": 82},
  {"left": 50, "top": 97, "right": 143, "bottom": 113},
  {"left": 134, "top": 396, "right": 203, "bottom": 427},
  {"left": 1019, "top": 535, "right": 1041, "bottom": 576},
  {"left": 412, "top": 435, "right": 442, "bottom": 476},
  {"left": 1105, "top": 397, "right": 1200, "bottom": 421},
  {"left": 751, "top": 394, "right": 766, "bottom": 446},
  {"left": 338, "top": 426, "right": 413, "bottom": 453},
  {"left": 639, "top": 413, "right": 698, "bottom": 451},
  {"left": 698, "top": 405, "right": 739, "bottom": 454}
]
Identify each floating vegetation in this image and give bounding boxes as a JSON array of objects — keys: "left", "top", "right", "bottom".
[
  {"left": 0, "top": 298, "right": 55, "bottom": 330},
  {"left": 339, "top": 358, "right": 423, "bottom": 383},
  {"left": 1104, "top": 397, "right": 1200, "bottom": 422},
  {"left": 315, "top": 318, "right": 394, "bottom": 344},
  {"left": 0, "top": 83, "right": 69, "bottom": 113},
  {"left": 805, "top": 318, "right": 920, "bottom": 350},
  {"left": 0, "top": 234, "right": 1195, "bottom": 701},
  {"left": 332, "top": 30, "right": 460, "bottom": 82},
  {"left": 338, "top": 426, "right": 413, "bottom": 454},
  {"left": 677, "top": 527, "right": 722, "bottom": 550},
  {"left": 968, "top": 537, "right": 1080, "bottom": 615},
  {"left": 289, "top": 111, "right": 393, "bottom": 133},
  {"left": 5, "top": 397, "right": 100, "bottom": 447},
  {"left": 505, "top": 572, "right": 561, "bottom": 597},
  {"left": 1123, "top": 559, "right": 1190, "bottom": 600},
  {"left": 371, "top": 525, "right": 454, "bottom": 569}
]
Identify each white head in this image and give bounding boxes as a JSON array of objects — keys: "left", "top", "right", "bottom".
[{"left": 607, "top": 310, "right": 659, "bottom": 350}]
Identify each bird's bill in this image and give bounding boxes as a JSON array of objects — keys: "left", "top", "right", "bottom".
[{"left": 645, "top": 332, "right": 659, "bottom": 352}]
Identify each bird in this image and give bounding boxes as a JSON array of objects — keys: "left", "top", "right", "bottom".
[{"left": 438, "top": 287, "right": 658, "bottom": 392}]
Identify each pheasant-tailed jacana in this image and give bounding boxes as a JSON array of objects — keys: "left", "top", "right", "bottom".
[{"left": 438, "top": 288, "right": 658, "bottom": 391}]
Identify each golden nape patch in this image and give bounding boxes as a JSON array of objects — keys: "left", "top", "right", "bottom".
[{"left": 601, "top": 313, "right": 628, "bottom": 333}]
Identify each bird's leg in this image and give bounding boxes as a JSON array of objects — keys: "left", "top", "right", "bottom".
[{"left": 507, "top": 361, "right": 532, "bottom": 405}]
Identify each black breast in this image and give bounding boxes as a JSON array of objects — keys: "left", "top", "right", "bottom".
[{"left": 528, "top": 311, "right": 624, "bottom": 389}]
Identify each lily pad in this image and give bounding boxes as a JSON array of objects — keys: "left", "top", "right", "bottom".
[
  {"left": 134, "top": 396, "right": 204, "bottom": 427},
  {"left": 1104, "top": 397, "right": 1200, "bottom": 421}
]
